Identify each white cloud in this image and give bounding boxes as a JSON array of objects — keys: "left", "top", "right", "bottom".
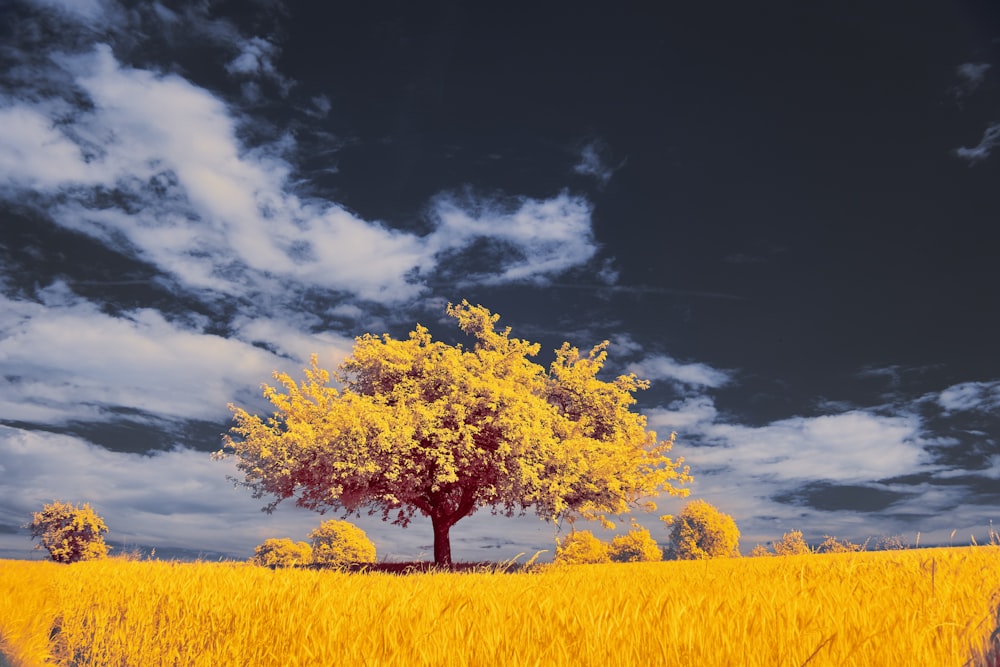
[
  {"left": 0, "top": 105, "right": 106, "bottom": 190},
  {"left": 227, "top": 37, "right": 277, "bottom": 76},
  {"left": 0, "top": 44, "right": 601, "bottom": 306},
  {"left": 938, "top": 381, "right": 1000, "bottom": 413},
  {"left": 954, "top": 121, "right": 1000, "bottom": 163},
  {"left": 428, "top": 190, "right": 597, "bottom": 285},
  {"left": 0, "top": 284, "right": 285, "bottom": 422},
  {"left": 697, "top": 411, "right": 928, "bottom": 483},
  {"left": 230, "top": 315, "right": 354, "bottom": 369},
  {"left": 626, "top": 354, "right": 731, "bottom": 388},
  {"left": 608, "top": 332, "right": 644, "bottom": 357},
  {"left": 954, "top": 62, "right": 992, "bottom": 97},
  {"left": 224, "top": 36, "right": 293, "bottom": 97},
  {"left": 647, "top": 396, "right": 719, "bottom": 432},
  {"left": 297, "top": 205, "right": 432, "bottom": 302},
  {"left": 48, "top": 45, "right": 433, "bottom": 301},
  {"left": 572, "top": 140, "right": 621, "bottom": 186}
]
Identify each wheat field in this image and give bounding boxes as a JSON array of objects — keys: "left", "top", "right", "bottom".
[{"left": 2, "top": 546, "right": 999, "bottom": 667}]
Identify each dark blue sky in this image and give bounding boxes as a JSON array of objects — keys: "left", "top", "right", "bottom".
[{"left": 1, "top": 0, "right": 998, "bottom": 560}]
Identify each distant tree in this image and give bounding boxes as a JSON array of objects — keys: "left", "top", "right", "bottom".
[
  {"left": 250, "top": 538, "right": 313, "bottom": 567},
  {"left": 665, "top": 499, "right": 740, "bottom": 560},
  {"left": 749, "top": 544, "right": 773, "bottom": 557},
  {"left": 308, "top": 520, "right": 376, "bottom": 567},
  {"left": 554, "top": 530, "right": 611, "bottom": 565},
  {"left": 220, "top": 301, "right": 691, "bottom": 566},
  {"left": 609, "top": 527, "right": 663, "bottom": 563},
  {"left": 772, "top": 530, "right": 812, "bottom": 556},
  {"left": 817, "top": 535, "right": 864, "bottom": 554},
  {"left": 28, "top": 501, "right": 109, "bottom": 564}
]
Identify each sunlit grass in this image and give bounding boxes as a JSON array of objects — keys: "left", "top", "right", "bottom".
[{"left": 1, "top": 546, "right": 999, "bottom": 666}]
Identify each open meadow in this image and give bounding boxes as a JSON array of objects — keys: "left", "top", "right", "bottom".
[{"left": 2, "top": 546, "right": 1000, "bottom": 667}]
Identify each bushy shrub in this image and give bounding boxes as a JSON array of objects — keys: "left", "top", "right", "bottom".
[
  {"left": 28, "top": 501, "right": 109, "bottom": 563},
  {"left": 609, "top": 527, "right": 663, "bottom": 563},
  {"left": 875, "top": 534, "right": 907, "bottom": 551},
  {"left": 749, "top": 544, "right": 773, "bottom": 557},
  {"left": 772, "top": 530, "right": 811, "bottom": 556},
  {"left": 250, "top": 538, "right": 313, "bottom": 567},
  {"left": 665, "top": 499, "right": 740, "bottom": 560},
  {"left": 554, "top": 530, "right": 611, "bottom": 564},
  {"left": 817, "top": 535, "right": 864, "bottom": 554},
  {"left": 308, "top": 520, "right": 376, "bottom": 567}
]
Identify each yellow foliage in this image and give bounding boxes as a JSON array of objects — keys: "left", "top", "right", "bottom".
[
  {"left": 308, "top": 520, "right": 376, "bottom": 567},
  {"left": 666, "top": 499, "right": 740, "bottom": 560},
  {"left": 609, "top": 527, "right": 663, "bottom": 563},
  {"left": 554, "top": 530, "right": 610, "bottom": 564},
  {"left": 773, "top": 530, "right": 812, "bottom": 556},
  {"left": 220, "top": 301, "right": 691, "bottom": 564},
  {"left": 250, "top": 538, "right": 313, "bottom": 568},
  {"left": 817, "top": 535, "right": 864, "bottom": 554},
  {"left": 27, "top": 501, "right": 109, "bottom": 564},
  {"left": 1, "top": 547, "right": 1000, "bottom": 666}
]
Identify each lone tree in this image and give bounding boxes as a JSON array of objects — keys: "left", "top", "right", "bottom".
[
  {"left": 665, "top": 499, "right": 740, "bottom": 560},
  {"left": 28, "top": 501, "right": 109, "bottom": 563},
  {"left": 220, "top": 301, "right": 691, "bottom": 566}
]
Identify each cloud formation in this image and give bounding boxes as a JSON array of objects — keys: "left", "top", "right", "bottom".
[
  {"left": 627, "top": 354, "right": 731, "bottom": 389},
  {"left": 938, "top": 381, "right": 1000, "bottom": 413},
  {"left": 950, "top": 61, "right": 998, "bottom": 164},
  {"left": 428, "top": 191, "right": 597, "bottom": 285},
  {"left": 572, "top": 139, "right": 622, "bottom": 186},
  {"left": 0, "top": 283, "right": 300, "bottom": 424},
  {"left": 953, "top": 62, "right": 992, "bottom": 98},
  {"left": 641, "top": 377, "right": 1000, "bottom": 548},
  {"left": 954, "top": 122, "right": 1000, "bottom": 163},
  {"left": 0, "top": 39, "right": 602, "bottom": 304}
]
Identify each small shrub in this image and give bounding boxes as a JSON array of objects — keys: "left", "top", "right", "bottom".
[
  {"left": 308, "top": 520, "right": 376, "bottom": 567},
  {"left": 554, "top": 530, "right": 610, "bottom": 564},
  {"left": 772, "top": 530, "right": 811, "bottom": 556},
  {"left": 817, "top": 535, "right": 864, "bottom": 554},
  {"left": 28, "top": 501, "right": 109, "bottom": 563},
  {"left": 609, "top": 527, "right": 662, "bottom": 563},
  {"left": 874, "top": 534, "right": 908, "bottom": 551},
  {"left": 749, "top": 544, "right": 773, "bottom": 557},
  {"left": 250, "top": 538, "right": 313, "bottom": 567},
  {"left": 665, "top": 499, "right": 740, "bottom": 560}
]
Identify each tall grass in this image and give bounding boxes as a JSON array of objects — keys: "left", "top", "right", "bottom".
[{"left": 2, "top": 546, "right": 999, "bottom": 666}]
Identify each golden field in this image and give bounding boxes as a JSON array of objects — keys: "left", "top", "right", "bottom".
[{"left": 2, "top": 546, "right": 999, "bottom": 667}]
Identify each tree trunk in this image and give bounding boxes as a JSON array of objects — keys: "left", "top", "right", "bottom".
[{"left": 430, "top": 513, "right": 453, "bottom": 567}]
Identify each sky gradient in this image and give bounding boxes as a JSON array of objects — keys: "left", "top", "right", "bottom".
[{"left": 1, "top": 0, "right": 999, "bottom": 561}]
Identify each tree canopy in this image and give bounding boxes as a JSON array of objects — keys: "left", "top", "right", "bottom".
[
  {"left": 665, "top": 499, "right": 740, "bottom": 560},
  {"left": 221, "top": 301, "right": 691, "bottom": 565},
  {"left": 250, "top": 538, "right": 313, "bottom": 568},
  {"left": 308, "top": 520, "right": 376, "bottom": 567},
  {"left": 609, "top": 527, "right": 663, "bottom": 563},
  {"left": 28, "top": 501, "right": 109, "bottom": 564},
  {"left": 554, "top": 530, "right": 611, "bottom": 565}
]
